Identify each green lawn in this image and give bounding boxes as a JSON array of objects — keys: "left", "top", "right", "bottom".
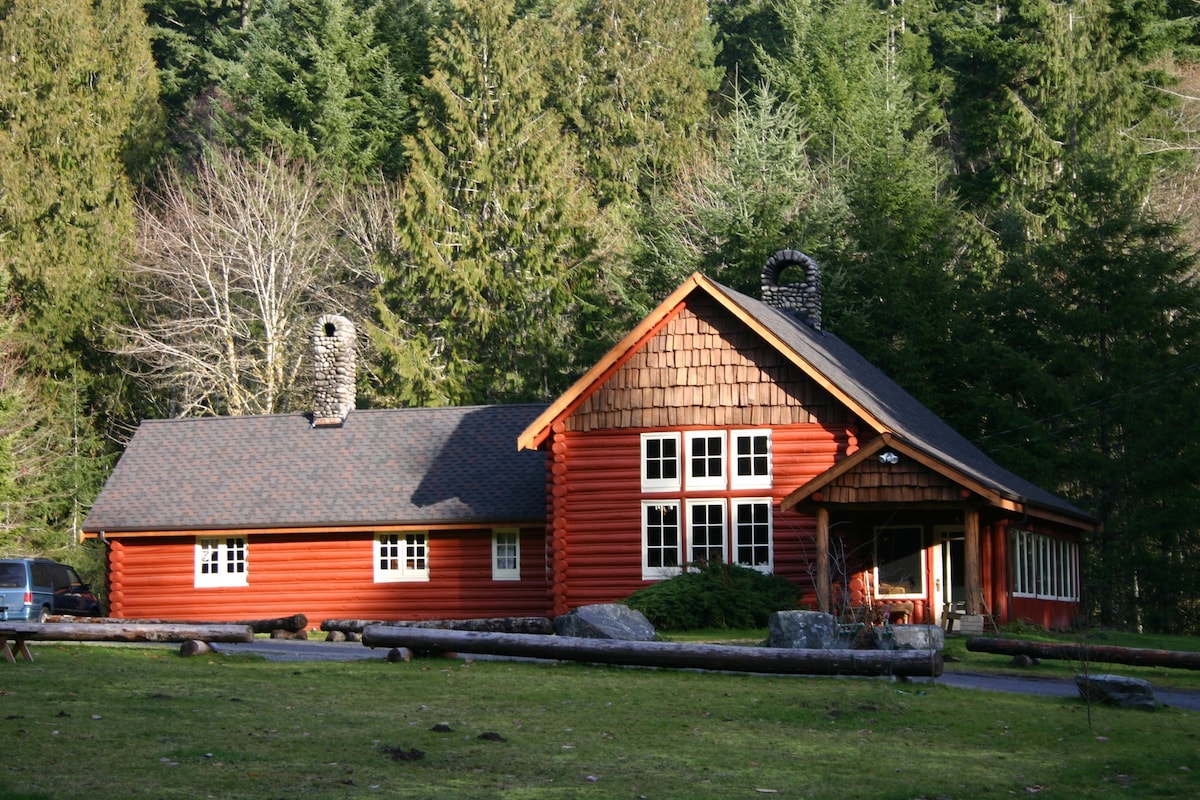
[{"left": 1, "top": 641, "right": 1198, "bottom": 799}]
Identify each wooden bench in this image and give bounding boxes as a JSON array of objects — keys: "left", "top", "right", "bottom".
[{"left": 0, "top": 622, "right": 255, "bottom": 664}]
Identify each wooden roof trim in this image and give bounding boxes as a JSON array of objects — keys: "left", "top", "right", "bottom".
[
  {"left": 781, "top": 433, "right": 1005, "bottom": 511},
  {"left": 83, "top": 520, "right": 544, "bottom": 539},
  {"left": 699, "top": 276, "right": 889, "bottom": 435},
  {"left": 517, "top": 274, "right": 705, "bottom": 450}
]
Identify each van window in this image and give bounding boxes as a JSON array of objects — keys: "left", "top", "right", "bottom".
[
  {"left": 30, "top": 562, "right": 54, "bottom": 589},
  {"left": 0, "top": 563, "right": 23, "bottom": 588}
]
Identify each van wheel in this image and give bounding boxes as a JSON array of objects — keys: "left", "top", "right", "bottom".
[{"left": 37, "top": 606, "right": 50, "bottom": 623}]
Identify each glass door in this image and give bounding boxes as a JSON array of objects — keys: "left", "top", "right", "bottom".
[{"left": 933, "top": 529, "right": 964, "bottom": 625}]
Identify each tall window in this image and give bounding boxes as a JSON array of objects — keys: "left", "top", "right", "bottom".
[
  {"left": 1011, "top": 530, "right": 1079, "bottom": 600},
  {"left": 376, "top": 532, "right": 429, "bottom": 582},
  {"left": 733, "top": 499, "right": 772, "bottom": 571},
  {"left": 642, "top": 501, "right": 682, "bottom": 578},
  {"left": 687, "top": 432, "right": 726, "bottom": 490},
  {"left": 492, "top": 528, "right": 521, "bottom": 581},
  {"left": 641, "top": 433, "right": 681, "bottom": 491},
  {"left": 731, "top": 430, "right": 772, "bottom": 489},
  {"left": 195, "top": 537, "right": 247, "bottom": 587},
  {"left": 875, "top": 526, "right": 924, "bottom": 597},
  {"left": 688, "top": 500, "right": 726, "bottom": 564}
]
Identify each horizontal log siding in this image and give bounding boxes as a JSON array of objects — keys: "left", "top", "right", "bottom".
[
  {"left": 551, "top": 425, "right": 846, "bottom": 612},
  {"left": 108, "top": 529, "right": 552, "bottom": 625}
]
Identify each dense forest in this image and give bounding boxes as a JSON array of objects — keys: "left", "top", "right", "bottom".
[{"left": 3, "top": 0, "right": 1200, "bottom": 633}]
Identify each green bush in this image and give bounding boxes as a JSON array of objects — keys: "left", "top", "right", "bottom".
[{"left": 622, "top": 562, "right": 800, "bottom": 631}]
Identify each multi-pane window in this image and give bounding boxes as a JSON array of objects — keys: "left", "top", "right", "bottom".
[
  {"left": 195, "top": 537, "right": 247, "bottom": 587},
  {"left": 641, "top": 433, "right": 681, "bottom": 491},
  {"left": 733, "top": 500, "right": 772, "bottom": 571},
  {"left": 492, "top": 528, "right": 520, "bottom": 581},
  {"left": 1011, "top": 530, "right": 1079, "bottom": 600},
  {"left": 376, "top": 532, "right": 430, "bottom": 582},
  {"left": 687, "top": 432, "right": 726, "bottom": 490},
  {"left": 688, "top": 500, "right": 726, "bottom": 564},
  {"left": 640, "top": 429, "right": 776, "bottom": 579},
  {"left": 732, "top": 430, "right": 772, "bottom": 489},
  {"left": 642, "top": 501, "right": 682, "bottom": 578}
]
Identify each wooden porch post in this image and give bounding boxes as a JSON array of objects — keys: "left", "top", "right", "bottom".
[
  {"left": 816, "top": 507, "right": 831, "bottom": 614},
  {"left": 964, "top": 507, "right": 982, "bottom": 615}
]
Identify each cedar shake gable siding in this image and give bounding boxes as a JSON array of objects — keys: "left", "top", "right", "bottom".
[{"left": 83, "top": 404, "right": 550, "bottom": 535}]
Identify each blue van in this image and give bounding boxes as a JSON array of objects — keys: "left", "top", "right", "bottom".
[{"left": 0, "top": 558, "right": 103, "bottom": 621}]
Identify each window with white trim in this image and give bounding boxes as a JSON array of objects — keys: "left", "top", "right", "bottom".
[
  {"left": 874, "top": 526, "right": 924, "bottom": 597},
  {"left": 641, "top": 433, "right": 681, "bottom": 491},
  {"left": 732, "top": 499, "right": 773, "bottom": 571},
  {"left": 687, "top": 500, "right": 726, "bottom": 564},
  {"left": 642, "top": 501, "right": 682, "bottom": 578},
  {"left": 195, "top": 537, "right": 247, "bottom": 587},
  {"left": 1011, "top": 530, "right": 1079, "bottom": 600},
  {"left": 731, "top": 430, "right": 772, "bottom": 489},
  {"left": 686, "top": 432, "right": 726, "bottom": 490},
  {"left": 376, "top": 532, "right": 430, "bottom": 582},
  {"left": 492, "top": 528, "right": 520, "bottom": 581}
]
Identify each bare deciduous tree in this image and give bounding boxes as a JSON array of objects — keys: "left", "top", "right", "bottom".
[{"left": 120, "top": 149, "right": 375, "bottom": 417}]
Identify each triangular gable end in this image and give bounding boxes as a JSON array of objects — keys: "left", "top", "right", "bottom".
[{"left": 518, "top": 273, "right": 890, "bottom": 450}]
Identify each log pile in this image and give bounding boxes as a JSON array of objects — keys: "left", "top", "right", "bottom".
[{"left": 361, "top": 626, "right": 943, "bottom": 677}]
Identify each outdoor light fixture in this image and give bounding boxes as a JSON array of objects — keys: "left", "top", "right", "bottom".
[{"left": 878, "top": 451, "right": 900, "bottom": 465}]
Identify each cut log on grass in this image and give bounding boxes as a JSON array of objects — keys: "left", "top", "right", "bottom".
[
  {"left": 3, "top": 622, "right": 254, "bottom": 643},
  {"left": 47, "top": 614, "right": 307, "bottom": 633},
  {"left": 966, "top": 638, "right": 1200, "bottom": 671},
  {"left": 324, "top": 617, "right": 553, "bottom": 635},
  {"left": 361, "top": 626, "right": 943, "bottom": 677}
]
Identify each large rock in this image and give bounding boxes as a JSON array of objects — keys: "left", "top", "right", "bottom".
[
  {"left": 554, "top": 604, "right": 656, "bottom": 641},
  {"left": 884, "top": 624, "right": 944, "bottom": 652},
  {"left": 767, "top": 610, "right": 840, "bottom": 649},
  {"left": 1075, "top": 673, "right": 1156, "bottom": 710}
]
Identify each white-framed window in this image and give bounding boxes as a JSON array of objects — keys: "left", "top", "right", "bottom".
[
  {"left": 642, "top": 501, "right": 682, "bottom": 579},
  {"left": 492, "top": 528, "right": 521, "bottom": 581},
  {"left": 874, "top": 526, "right": 924, "bottom": 598},
  {"left": 686, "top": 432, "right": 726, "bottom": 490},
  {"left": 376, "top": 532, "right": 430, "bottom": 582},
  {"left": 731, "top": 430, "right": 772, "bottom": 489},
  {"left": 732, "top": 499, "right": 773, "bottom": 572},
  {"left": 641, "top": 433, "right": 681, "bottom": 491},
  {"left": 1011, "top": 530, "right": 1079, "bottom": 601},
  {"left": 687, "top": 500, "right": 726, "bottom": 564},
  {"left": 195, "top": 537, "right": 247, "bottom": 587}
]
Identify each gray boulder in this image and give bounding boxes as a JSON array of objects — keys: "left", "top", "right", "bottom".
[
  {"left": 767, "top": 610, "right": 840, "bottom": 649},
  {"left": 554, "top": 604, "right": 656, "bottom": 641},
  {"left": 885, "top": 624, "right": 944, "bottom": 652},
  {"left": 1075, "top": 673, "right": 1156, "bottom": 710}
]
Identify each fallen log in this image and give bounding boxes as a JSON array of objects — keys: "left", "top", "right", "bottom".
[
  {"left": 966, "top": 638, "right": 1200, "bottom": 671},
  {"left": 361, "top": 626, "right": 943, "bottom": 677},
  {"left": 2, "top": 622, "right": 254, "bottom": 644},
  {"left": 324, "top": 617, "right": 553, "bottom": 635},
  {"left": 47, "top": 614, "right": 307, "bottom": 634}
]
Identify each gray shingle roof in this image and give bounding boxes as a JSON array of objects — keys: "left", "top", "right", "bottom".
[
  {"left": 709, "top": 280, "right": 1096, "bottom": 524},
  {"left": 83, "top": 404, "right": 550, "bottom": 533}
]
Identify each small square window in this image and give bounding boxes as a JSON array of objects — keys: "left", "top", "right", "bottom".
[
  {"left": 641, "top": 433, "right": 681, "bottom": 491},
  {"left": 195, "top": 537, "right": 247, "bottom": 587},
  {"left": 731, "top": 430, "right": 772, "bottom": 489},
  {"left": 376, "top": 532, "right": 430, "bottom": 582},
  {"left": 687, "top": 432, "right": 726, "bottom": 490}
]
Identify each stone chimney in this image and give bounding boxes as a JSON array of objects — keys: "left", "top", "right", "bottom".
[
  {"left": 312, "top": 314, "right": 356, "bottom": 427},
  {"left": 761, "top": 249, "right": 821, "bottom": 330}
]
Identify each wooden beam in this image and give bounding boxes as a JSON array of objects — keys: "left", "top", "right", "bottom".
[
  {"left": 964, "top": 508, "right": 982, "bottom": 615},
  {"left": 967, "top": 638, "right": 1200, "bottom": 671},
  {"left": 0, "top": 622, "right": 254, "bottom": 643},
  {"left": 362, "top": 626, "right": 943, "bottom": 677},
  {"left": 816, "top": 506, "right": 831, "bottom": 614}
]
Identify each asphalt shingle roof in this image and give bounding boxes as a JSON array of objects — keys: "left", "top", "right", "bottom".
[
  {"left": 83, "top": 404, "right": 550, "bottom": 533},
  {"left": 709, "top": 280, "right": 1095, "bottom": 523}
]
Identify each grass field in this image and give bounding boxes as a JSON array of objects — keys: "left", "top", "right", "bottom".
[{"left": 1, "top": 633, "right": 1198, "bottom": 799}]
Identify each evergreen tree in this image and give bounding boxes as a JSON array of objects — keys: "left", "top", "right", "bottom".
[
  {"left": 543, "top": 0, "right": 723, "bottom": 209},
  {"left": 0, "top": 0, "right": 162, "bottom": 553},
  {"left": 375, "top": 0, "right": 614, "bottom": 406},
  {"left": 219, "top": 0, "right": 412, "bottom": 178}
]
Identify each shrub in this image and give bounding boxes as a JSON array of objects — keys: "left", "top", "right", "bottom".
[{"left": 622, "top": 562, "right": 800, "bottom": 631}]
